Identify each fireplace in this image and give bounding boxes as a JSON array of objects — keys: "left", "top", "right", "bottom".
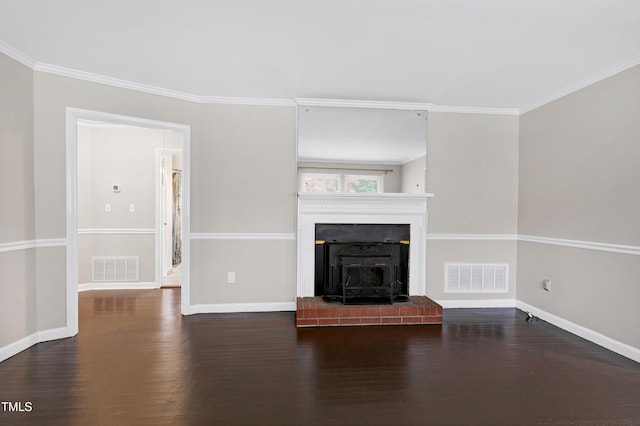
[
  {"left": 297, "top": 192, "right": 433, "bottom": 299},
  {"left": 315, "top": 224, "right": 409, "bottom": 304},
  {"left": 296, "top": 193, "right": 440, "bottom": 327}
]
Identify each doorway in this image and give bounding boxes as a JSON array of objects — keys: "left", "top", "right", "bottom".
[
  {"left": 66, "top": 108, "right": 191, "bottom": 336},
  {"left": 158, "top": 149, "right": 183, "bottom": 287}
]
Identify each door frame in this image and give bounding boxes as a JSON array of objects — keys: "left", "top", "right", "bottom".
[
  {"left": 156, "top": 148, "right": 182, "bottom": 286},
  {"left": 66, "top": 108, "right": 192, "bottom": 335}
]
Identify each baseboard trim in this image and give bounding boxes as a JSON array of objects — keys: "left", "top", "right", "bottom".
[
  {"left": 0, "top": 326, "right": 74, "bottom": 363},
  {"left": 516, "top": 301, "right": 640, "bottom": 364},
  {"left": 78, "top": 282, "right": 159, "bottom": 292},
  {"left": 187, "top": 302, "right": 297, "bottom": 315},
  {"left": 37, "top": 327, "right": 72, "bottom": 343},
  {"left": 436, "top": 299, "right": 517, "bottom": 309}
]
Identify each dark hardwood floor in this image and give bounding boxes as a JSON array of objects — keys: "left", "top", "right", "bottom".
[{"left": 1, "top": 288, "right": 639, "bottom": 426}]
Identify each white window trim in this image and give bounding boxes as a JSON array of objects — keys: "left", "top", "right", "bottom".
[{"left": 299, "top": 170, "right": 385, "bottom": 193}]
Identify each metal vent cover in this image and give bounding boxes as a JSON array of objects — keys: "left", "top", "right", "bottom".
[
  {"left": 92, "top": 256, "right": 139, "bottom": 282},
  {"left": 445, "top": 263, "right": 508, "bottom": 293}
]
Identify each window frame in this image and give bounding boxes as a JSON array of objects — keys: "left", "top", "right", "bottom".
[{"left": 299, "top": 170, "right": 385, "bottom": 193}]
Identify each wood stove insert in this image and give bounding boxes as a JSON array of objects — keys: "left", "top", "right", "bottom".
[{"left": 315, "top": 224, "right": 410, "bottom": 305}]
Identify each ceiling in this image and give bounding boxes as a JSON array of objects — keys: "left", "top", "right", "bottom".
[{"left": 1, "top": 0, "right": 640, "bottom": 112}]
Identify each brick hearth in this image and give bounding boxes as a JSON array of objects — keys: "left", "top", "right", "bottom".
[{"left": 296, "top": 296, "right": 442, "bottom": 327}]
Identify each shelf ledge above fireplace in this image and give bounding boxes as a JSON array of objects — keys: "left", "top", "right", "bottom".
[{"left": 298, "top": 192, "right": 434, "bottom": 216}]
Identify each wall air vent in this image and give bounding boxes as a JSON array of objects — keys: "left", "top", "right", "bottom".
[
  {"left": 445, "top": 263, "right": 508, "bottom": 293},
  {"left": 92, "top": 256, "right": 139, "bottom": 282}
]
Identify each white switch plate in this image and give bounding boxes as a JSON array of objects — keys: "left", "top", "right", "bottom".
[
  {"left": 129, "top": 204, "right": 135, "bottom": 212},
  {"left": 227, "top": 272, "right": 236, "bottom": 284},
  {"left": 105, "top": 203, "right": 111, "bottom": 212}
]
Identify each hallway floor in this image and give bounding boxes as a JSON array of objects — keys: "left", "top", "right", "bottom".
[
  {"left": 161, "top": 263, "right": 182, "bottom": 287},
  {"left": 1, "top": 289, "right": 639, "bottom": 425}
]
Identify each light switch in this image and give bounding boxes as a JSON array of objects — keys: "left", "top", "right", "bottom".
[
  {"left": 105, "top": 203, "right": 111, "bottom": 212},
  {"left": 129, "top": 204, "right": 135, "bottom": 212},
  {"left": 227, "top": 272, "right": 236, "bottom": 284}
]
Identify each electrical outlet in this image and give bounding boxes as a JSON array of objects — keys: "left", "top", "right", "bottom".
[{"left": 227, "top": 272, "right": 236, "bottom": 284}]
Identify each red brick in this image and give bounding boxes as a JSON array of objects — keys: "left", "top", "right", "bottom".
[
  {"left": 340, "top": 318, "right": 361, "bottom": 325},
  {"left": 361, "top": 317, "right": 382, "bottom": 325},
  {"left": 402, "top": 316, "right": 424, "bottom": 324},
  {"left": 381, "top": 317, "right": 402, "bottom": 324},
  {"left": 365, "top": 307, "right": 379, "bottom": 317},
  {"left": 352, "top": 309, "right": 363, "bottom": 318},
  {"left": 379, "top": 306, "right": 392, "bottom": 316},
  {"left": 297, "top": 319, "right": 318, "bottom": 327},
  {"left": 318, "top": 318, "right": 341, "bottom": 326}
]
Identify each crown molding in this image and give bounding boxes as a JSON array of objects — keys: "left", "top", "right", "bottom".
[
  {"left": 34, "top": 62, "right": 203, "bottom": 102},
  {"left": 520, "top": 53, "right": 640, "bottom": 114},
  {"left": 4, "top": 39, "right": 638, "bottom": 115},
  {"left": 427, "top": 105, "right": 520, "bottom": 115},
  {"left": 0, "top": 40, "right": 36, "bottom": 68},
  {"left": 295, "top": 98, "right": 433, "bottom": 111},
  {"left": 199, "top": 95, "right": 296, "bottom": 106},
  {"left": 33, "top": 62, "right": 295, "bottom": 107}
]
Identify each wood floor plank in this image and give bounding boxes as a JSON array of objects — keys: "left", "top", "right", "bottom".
[{"left": 1, "top": 289, "right": 639, "bottom": 425}]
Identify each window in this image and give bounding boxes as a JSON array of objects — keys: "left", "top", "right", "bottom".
[
  {"left": 302, "top": 174, "right": 338, "bottom": 192},
  {"left": 300, "top": 171, "right": 383, "bottom": 193},
  {"left": 344, "top": 175, "right": 381, "bottom": 193}
]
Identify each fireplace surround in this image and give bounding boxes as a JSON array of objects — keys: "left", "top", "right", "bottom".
[{"left": 297, "top": 192, "right": 433, "bottom": 299}]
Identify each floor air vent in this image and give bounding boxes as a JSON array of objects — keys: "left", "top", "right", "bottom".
[
  {"left": 92, "top": 256, "right": 139, "bottom": 282},
  {"left": 445, "top": 263, "right": 508, "bottom": 293}
]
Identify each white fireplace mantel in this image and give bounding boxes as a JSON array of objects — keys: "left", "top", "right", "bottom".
[{"left": 296, "top": 192, "right": 434, "bottom": 298}]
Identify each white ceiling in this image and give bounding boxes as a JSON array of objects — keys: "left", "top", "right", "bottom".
[{"left": 1, "top": 0, "right": 640, "bottom": 112}]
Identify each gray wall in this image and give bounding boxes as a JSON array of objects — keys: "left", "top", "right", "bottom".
[
  {"left": 518, "top": 64, "right": 640, "bottom": 349},
  {"left": 29, "top": 70, "right": 296, "bottom": 330},
  {"left": 3, "top": 47, "right": 638, "bottom": 358},
  {"left": 193, "top": 103, "right": 296, "bottom": 304},
  {"left": 426, "top": 112, "right": 520, "bottom": 302},
  {"left": 0, "top": 53, "right": 37, "bottom": 348}
]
